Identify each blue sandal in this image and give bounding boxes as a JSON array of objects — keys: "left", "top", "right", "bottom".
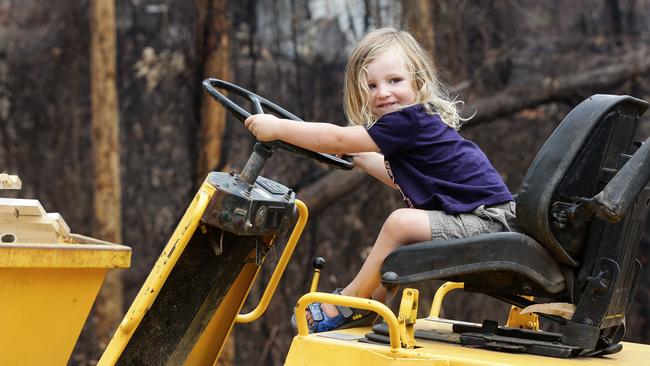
[{"left": 291, "top": 288, "right": 377, "bottom": 333}]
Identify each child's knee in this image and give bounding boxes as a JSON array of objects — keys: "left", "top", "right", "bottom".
[
  {"left": 383, "top": 209, "right": 431, "bottom": 242},
  {"left": 383, "top": 209, "right": 415, "bottom": 235}
]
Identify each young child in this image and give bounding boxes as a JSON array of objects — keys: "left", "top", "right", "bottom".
[{"left": 245, "top": 28, "right": 516, "bottom": 333}]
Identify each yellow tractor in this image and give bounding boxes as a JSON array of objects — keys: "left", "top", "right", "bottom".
[{"left": 2, "top": 79, "right": 650, "bottom": 365}]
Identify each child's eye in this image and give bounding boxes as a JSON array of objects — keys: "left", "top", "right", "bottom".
[
  {"left": 389, "top": 78, "right": 402, "bottom": 84},
  {"left": 368, "top": 83, "right": 376, "bottom": 89}
]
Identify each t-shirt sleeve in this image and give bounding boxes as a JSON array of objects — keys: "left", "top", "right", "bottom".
[{"left": 366, "top": 109, "right": 419, "bottom": 156}]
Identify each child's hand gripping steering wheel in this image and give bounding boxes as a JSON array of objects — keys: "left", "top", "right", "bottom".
[{"left": 202, "top": 78, "right": 353, "bottom": 170}]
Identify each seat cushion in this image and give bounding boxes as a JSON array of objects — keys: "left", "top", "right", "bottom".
[{"left": 381, "top": 232, "right": 566, "bottom": 296}]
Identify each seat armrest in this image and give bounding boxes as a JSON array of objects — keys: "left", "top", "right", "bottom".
[{"left": 593, "top": 137, "right": 650, "bottom": 222}]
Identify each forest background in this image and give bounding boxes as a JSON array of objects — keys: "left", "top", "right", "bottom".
[{"left": 2, "top": 0, "right": 650, "bottom": 365}]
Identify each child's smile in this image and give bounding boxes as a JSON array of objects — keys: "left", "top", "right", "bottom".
[{"left": 366, "top": 49, "right": 417, "bottom": 118}]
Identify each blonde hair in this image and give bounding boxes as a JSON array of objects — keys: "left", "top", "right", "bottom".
[{"left": 343, "top": 28, "right": 467, "bottom": 129}]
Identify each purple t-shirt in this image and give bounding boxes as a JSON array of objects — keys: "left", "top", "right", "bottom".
[{"left": 366, "top": 104, "right": 513, "bottom": 214}]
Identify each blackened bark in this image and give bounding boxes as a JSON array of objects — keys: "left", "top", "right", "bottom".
[
  {"left": 3, "top": 2, "right": 650, "bottom": 366},
  {"left": 90, "top": 0, "right": 124, "bottom": 353},
  {"left": 116, "top": 0, "right": 201, "bottom": 307}
]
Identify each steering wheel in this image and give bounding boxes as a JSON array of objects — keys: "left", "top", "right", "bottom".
[{"left": 202, "top": 78, "right": 353, "bottom": 170}]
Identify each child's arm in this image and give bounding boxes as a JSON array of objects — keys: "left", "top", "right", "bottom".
[
  {"left": 244, "top": 114, "right": 379, "bottom": 154},
  {"left": 351, "top": 152, "right": 397, "bottom": 189}
]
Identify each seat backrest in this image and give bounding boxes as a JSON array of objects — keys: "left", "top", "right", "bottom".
[
  {"left": 516, "top": 94, "right": 650, "bottom": 332},
  {"left": 516, "top": 95, "right": 648, "bottom": 266}
]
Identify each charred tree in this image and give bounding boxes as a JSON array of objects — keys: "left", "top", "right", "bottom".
[
  {"left": 3, "top": 2, "right": 650, "bottom": 365},
  {"left": 402, "top": 0, "right": 435, "bottom": 57},
  {"left": 197, "top": 0, "right": 232, "bottom": 181},
  {"left": 90, "top": 0, "right": 124, "bottom": 351},
  {"left": 116, "top": 0, "right": 201, "bottom": 306},
  {"left": 196, "top": 1, "right": 237, "bottom": 364}
]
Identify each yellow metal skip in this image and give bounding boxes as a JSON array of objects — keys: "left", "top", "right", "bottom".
[
  {"left": 0, "top": 240, "right": 131, "bottom": 365},
  {"left": 1, "top": 268, "right": 109, "bottom": 366}
]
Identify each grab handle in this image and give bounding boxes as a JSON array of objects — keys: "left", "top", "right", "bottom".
[
  {"left": 294, "top": 292, "right": 402, "bottom": 353},
  {"left": 236, "top": 200, "right": 308, "bottom": 323}
]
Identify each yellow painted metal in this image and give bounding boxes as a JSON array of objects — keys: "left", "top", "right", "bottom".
[
  {"left": 286, "top": 317, "right": 650, "bottom": 366},
  {"left": 236, "top": 200, "right": 308, "bottom": 323},
  {"left": 309, "top": 268, "right": 322, "bottom": 293},
  {"left": 429, "top": 282, "right": 464, "bottom": 318},
  {"left": 0, "top": 268, "right": 108, "bottom": 365},
  {"left": 99, "top": 183, "right": 214, "bottom": 366},
  {"left": 185, "top": 259, "right": 262, "bottom": 366},
  {"left": 432, "top": 282, "right": 539, "bottom": 330},
  {"left": 287, "top": 283, "right": 650, "bottom": 365},
  {"left": 286, "top": 332, "right": 446, "bottom": 366},
  {"left": 0, "top": 241, "right": 131, "bottom": 365},
  {"left": 506, "top": 296, "right": 539, "bottom": 330},
  {"left": 397, "top": 288, "right": 418, "bottom": 349},
  {"left": 295, "top": 292, "right": 403, "bottom": 353},
  {"left": 0, "top": 242, "right": 131, "bottom": 268},
  {"left": 184, "top": 200, "right": 309, "bottom": 365}
]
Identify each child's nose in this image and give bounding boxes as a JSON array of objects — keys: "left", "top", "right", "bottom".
[{"left": 376, "top": 84, "right": 391, "bottom": 97}]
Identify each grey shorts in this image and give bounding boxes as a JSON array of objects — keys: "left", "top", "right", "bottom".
[{"left": 428, "top": 201, "right": 518, "bottom": 240}]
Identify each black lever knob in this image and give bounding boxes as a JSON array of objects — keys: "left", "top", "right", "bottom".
[
  {"left": 312, "top": 257, "right": 326, "bottom": 270},
  {"left": 309, "top": 257, "right": 326, "bottom": 293}
]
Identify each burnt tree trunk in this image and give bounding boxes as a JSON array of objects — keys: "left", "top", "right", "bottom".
[
  {"left": 197, "top": 0, "right": 231, "bottom": 180},
  {"left": 90, "top": 0, "right": 123, "bottom": 351},
  {"left": 2, "top": 2, "right": 650, "bottom": 366},
  {"left": 196, "top": 1, "right": 236, "bottom": 364},
  {"left": 1, "top": 1, "right": 99, "bottom": 363},
  {"left": 116, "top": 0, "right": 201, "bottom": 305},
  {"left": 402, "top": 0, "right": 435, "bottom": 57}
]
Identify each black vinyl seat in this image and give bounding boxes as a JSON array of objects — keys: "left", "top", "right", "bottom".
[
  {"left": 381, "top": 232, "right": 565, "bottom": 297},
  {"left": 380, "top": 94, "right": 650, "bottom": 355}
]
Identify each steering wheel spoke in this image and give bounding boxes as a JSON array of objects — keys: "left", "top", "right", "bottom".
[
  {"left": 249, "top": 95, "right": 264, "bottom": 115},
  {"left": 202, "top": 78, "right": 353, "bottom": 170}
]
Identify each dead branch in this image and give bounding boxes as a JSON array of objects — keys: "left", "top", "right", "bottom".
[
  {"left": 464, "top": 48, "right": 650, "bottom": 125},
  {"left": 296, "top": 169, "right": 368, "bottom": 215}
]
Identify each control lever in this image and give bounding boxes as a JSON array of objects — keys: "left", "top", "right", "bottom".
[
  {"left": 308, "top": 257, "right": 326, "bottom": 322},
  {"left": 310, "top": 257, "right": 326, "bottom": 292}
]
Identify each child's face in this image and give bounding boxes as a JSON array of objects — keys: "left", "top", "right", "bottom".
[{"left": 366, "top": 50, "right": 416, "bottom": 118}]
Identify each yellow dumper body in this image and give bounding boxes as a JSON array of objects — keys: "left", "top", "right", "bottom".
[{"left": 0, "top": 235, "right": 130, "bottom": 365}]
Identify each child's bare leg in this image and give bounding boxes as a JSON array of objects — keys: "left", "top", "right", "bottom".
[
  {"left": 372, "top": 286, "right": 387, "bottom": 303},
  {"left": 320, "top": 208, "right": 431, "bottom": 317}
]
